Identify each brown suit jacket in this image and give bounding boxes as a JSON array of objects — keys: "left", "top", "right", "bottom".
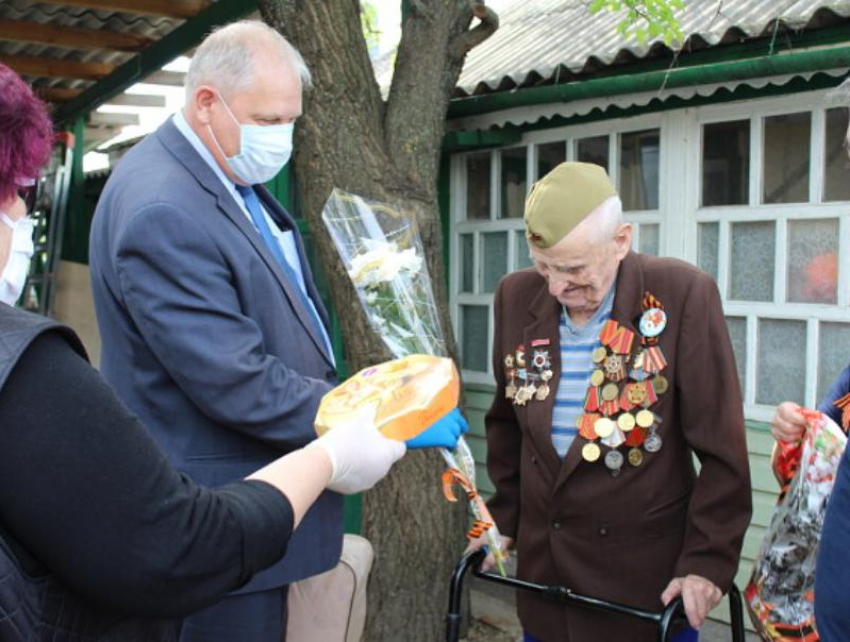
[{"left": 486, "top": 251, "right": 752, "bottom": 641}]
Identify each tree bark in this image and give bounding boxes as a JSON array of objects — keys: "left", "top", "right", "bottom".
[{"left": 258, "top": 1, "right": 497, "bottom": 639}]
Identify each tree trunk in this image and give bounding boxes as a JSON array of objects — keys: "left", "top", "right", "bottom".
[{"left": 258, "top": 1, "right": 497, "bottom": 639}]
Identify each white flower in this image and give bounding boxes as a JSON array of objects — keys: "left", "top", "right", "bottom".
[
  {"left": 347, "top": 241, "right": 423, "bottom": 288},
  {"left": 370, "top": 313, "right": 388, "bottom": 333}
]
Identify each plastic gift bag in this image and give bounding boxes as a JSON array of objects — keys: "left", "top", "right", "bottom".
[{"left": 745, "top": 410, "right": 846, "bottom": 641}]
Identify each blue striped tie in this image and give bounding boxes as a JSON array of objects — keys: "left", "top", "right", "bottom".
[{"left": 235, "top": 184, "right": 327, "bottom": 344}]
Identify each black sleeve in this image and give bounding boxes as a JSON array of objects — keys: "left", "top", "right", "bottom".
[{"left": 0, "top": 331, "right": 295, "bottom": 617}]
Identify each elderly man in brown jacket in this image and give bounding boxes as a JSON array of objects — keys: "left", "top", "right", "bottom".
[{"left": 478, "top": 162, "right": 752, "bottom": 641}]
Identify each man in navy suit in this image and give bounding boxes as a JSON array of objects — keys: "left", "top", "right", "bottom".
[{"left": 89, "top": 21, "right": 347, "bottom": 642}]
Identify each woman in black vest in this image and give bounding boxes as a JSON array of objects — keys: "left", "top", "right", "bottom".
[{"left": 0, "top": 64, "right": 406, "bottom": 640}]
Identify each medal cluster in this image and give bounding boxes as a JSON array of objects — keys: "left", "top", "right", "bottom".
[
  {"left": 504, "top": 339, "right": 553, "bottom": 406},
  {"left": 578, "top": 292, "right": 670, "bottom": 476}
]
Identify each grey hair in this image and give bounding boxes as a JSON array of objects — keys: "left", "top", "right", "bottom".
[
  {"left": 579, "top": 195, "right": 625, "bottom": 245},
  {"left": 184, "top": 20, "right": 312, "bottom": 103},
  {"left": 826, "top": 75, "right": 850, "bottom": 105}
]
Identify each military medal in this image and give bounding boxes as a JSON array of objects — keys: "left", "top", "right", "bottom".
[
  {"left": 537, "top": 369, "right": 552, "bottom": 401},
  {"left": 624, "top": 427, "right": 648, "bottom": 447},
  {"left": 504, "top": 351, "right": 518, "bottom": 400},
  {"left": 639, "top": 307, "right": 667, "bottom": 338},
  {"left": 582, "top": 442, "right": 601, "bottom": 462},
  {"left": 644, "top": 431, "right": 662, "bottom": 453},
  {"left": 626, "top": 382, "right": 648, "bottom": 406},
  {"left": 577, "top": 414, "right": 600, "bottom": 440},
  {"left": 636, "top": 408, "right": 654, "bottom": 428},
  {"left": 594, "top": 417, "right": 615, "bottom": 439},
  {"left": 584, "top": 385, "right": 601, "bottom": 412},
  {"left": 600, "top": 319, "right": 635, "bottom": 355},
  {"left": 617, "top": 412, "right": 635, "bottom": 432},
  {"left": 604, "top": 449, "right": 624, "bottom": 475},
  {"left": 579, "top": 293, "right": 672, "bottom": 472},
  {"left": 515, "top": 345, "right": 526, "bottom": 368},
  {"left": 601, "top": 383, "right": 619, "bottom": 402}
]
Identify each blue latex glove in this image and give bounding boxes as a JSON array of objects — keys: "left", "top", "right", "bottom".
[{"left": 405, "top": 408, "right": 468, "bottom": 449}]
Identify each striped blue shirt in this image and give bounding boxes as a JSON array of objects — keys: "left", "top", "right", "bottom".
[{"left": 551, "top": 284, "right": 616, "bottom": 458}]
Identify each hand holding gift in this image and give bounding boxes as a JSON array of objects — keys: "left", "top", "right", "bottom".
[
  {"left": 312, "top": 407, "right": 407, "bottom": 494},
  {"left": 746, "top": 409, "right": 847, "bottom": 640},
  {"left": 406, "top": 408, "right": 468, "bottom": 450}
]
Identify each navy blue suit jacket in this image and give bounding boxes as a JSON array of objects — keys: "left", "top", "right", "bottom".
[{"left": 89, "top": 117, "right": 343, "bottom": 593}]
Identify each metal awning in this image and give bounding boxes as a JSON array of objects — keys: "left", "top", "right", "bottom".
[{"left": 0, "top": 0, "right": 258, "bottom": 145}]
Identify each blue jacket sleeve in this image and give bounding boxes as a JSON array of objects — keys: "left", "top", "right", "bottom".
[
  {"left": 113, "top": 202, "right": 331, "bottom": 451},
  {"left": 818, "top": 366, "right": 850, "bottom": 427}
]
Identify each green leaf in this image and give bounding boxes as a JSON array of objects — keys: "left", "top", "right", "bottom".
[{"left": 589, "top": 0, "right": 606, "bottom": 14}]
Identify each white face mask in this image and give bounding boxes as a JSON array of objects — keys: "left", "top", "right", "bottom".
[
  {"left": 209, "top": 93, "right": 294, "bottom": 185},
  {"left": 0, "top": 213, "right": 34, "bottom": 306}
]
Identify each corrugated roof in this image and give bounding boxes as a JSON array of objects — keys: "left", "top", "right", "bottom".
[
  {"left": 0, "top": 0, "right": 183, "bottom": 95},
  {"left": 455, "top": 0, "right": 850, "bottom": 96}
]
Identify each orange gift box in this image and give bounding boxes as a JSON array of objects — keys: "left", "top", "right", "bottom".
[{"left": 315, "top": 355, "right": 459, "bottom": 441}]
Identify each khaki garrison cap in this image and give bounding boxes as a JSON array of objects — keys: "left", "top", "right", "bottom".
[{"left": 524, "top": 162, "right": 617, "bottom": 249}]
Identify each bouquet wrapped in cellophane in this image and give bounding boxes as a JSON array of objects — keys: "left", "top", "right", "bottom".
[
  {"left": 745, "top": 409, "right": 847, "bottom": 641},
  {"left": 321, "top": 188, "right": 508, "bottom": 575}
]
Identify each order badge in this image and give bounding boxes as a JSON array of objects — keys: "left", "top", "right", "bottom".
[{"left": 639, "top": 307, "right": 667, "bottom": 338}]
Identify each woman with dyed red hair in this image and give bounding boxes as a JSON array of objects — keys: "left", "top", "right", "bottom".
[
  {"left": 0, "top": 63, "right": 406, "bottom": 640},
  {"left": 0, "top": 63, "right": 52, "bottom": 305}
]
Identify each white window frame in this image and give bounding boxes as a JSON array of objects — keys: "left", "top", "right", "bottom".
[
  {"left": 688, "top": 91, "right": 850, "bottom": 422},
  {"left": 450, "top": 91, "right": 850, "bottom": 419}
]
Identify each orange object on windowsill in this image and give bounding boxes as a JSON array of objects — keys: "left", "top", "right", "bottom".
[{"left": 315, "top": 355, "right": 459, "bottom": 441}]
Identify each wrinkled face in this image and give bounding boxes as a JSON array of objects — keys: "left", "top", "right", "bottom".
[{"left": 530, "top": 220, "right": 631, "bottom": 314}]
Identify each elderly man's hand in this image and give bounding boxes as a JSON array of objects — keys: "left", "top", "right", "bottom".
[
  {"left": 771, "top": 401, "right": 807, "bottom": 443},
  {"left": 660, "top": 574, "right": 722, "bottom": 629},
  {"left": 464, "top": 532, "right": 514, "bottom": 572}
]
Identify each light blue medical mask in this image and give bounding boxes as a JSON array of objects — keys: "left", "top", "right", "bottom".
[{"left": 209, "top": 93, "right": 294, "bottom": 185}]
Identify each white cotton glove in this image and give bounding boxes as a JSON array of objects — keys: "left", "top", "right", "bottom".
[{"left": 312, "top": 410, "right": 407, "bottom": 494}]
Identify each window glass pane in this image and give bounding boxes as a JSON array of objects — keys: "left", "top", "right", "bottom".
[
  {"left": 576, "top": 135, "right": 609, "bottom": 173},
  {"left": 763, "top": 113, "right": 810, "bottom": 204},
  {"left": 730, "top": 221, "right": 774, "bottom": 301},
  {"left": 461, "top": 305, "right": 489, "bottom": 372},
  {"left": 515, "top": 230, "right": 533, "bottom": 270},
  {"left": 466, "top": 152, "right": 490, "bottom": 220},
  {"left": 500, "top": 147, "right": 527, "bottom": 219},
  {"left": 725, "top": 316, "right": 747, "bottom": 398},
  {"left": 786, "top": 219, "right": 838, "bottom": 304},
  {"left": 482, "top": 232, "right": 508, "bottom": 293},
  {"left": 639, "top": 224, "right": 660, "bottom": 256},
  {"left": 702, "top": 120, "right": 750, "bottom": 206},
  {"left": 819, "top": 323, "right": 850, "bottom": 403},
  {"left": 460, "top": 233, "right": 474, "bottom": 293},
  {"left": 757, "top": 319, "right": 806, "bottom": 405},
  {"left": 619, "top": 129, "right": 660, "bottom": 211},
  {"left": 537, "top": 142, "right": 566, "bottom": 180},
  {"left": 698, "top": 222, "right": 719, "bottom": 281},
  {"left": 824, "top": 108, "right": 850, "bottom": 202}
]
